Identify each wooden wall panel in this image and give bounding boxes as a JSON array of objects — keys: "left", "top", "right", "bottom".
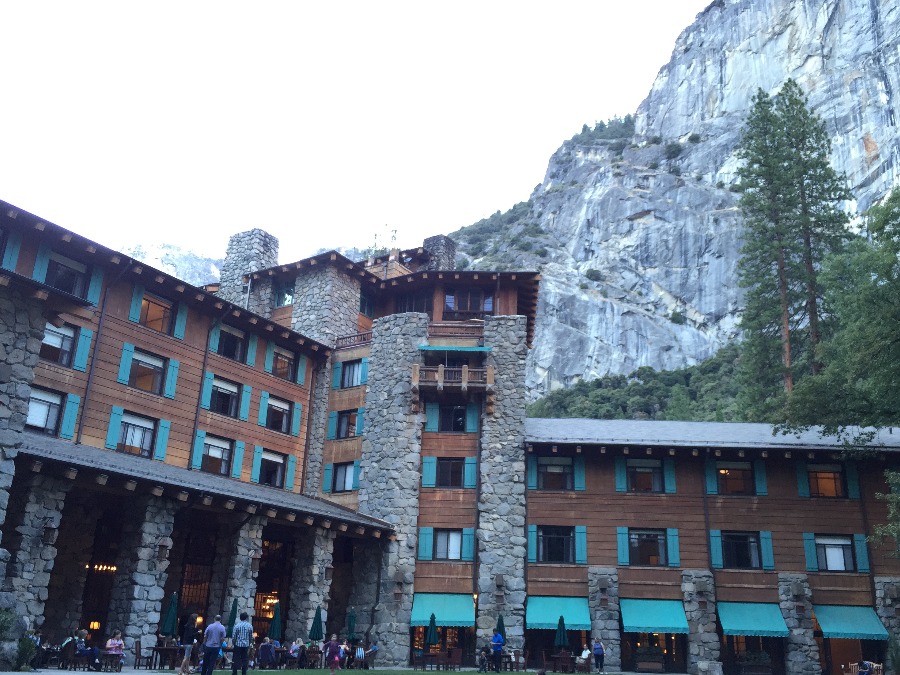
[
  {"left": 325, "top": 437, "right": 363, "bottom": 464},
  {"left": 330, "top": 387, "right": 365, "bottom": 411},
  {"left": 271, "top": 306, "right": 291, "bottom": 326},
  {"left": 422, "top": 433, "right": 478, "bottom": 456},
  {"left": 808, "top": 573, "right": 871, "bottom": 606},
  {"left": 618, "top": 567, "right": 683, "bottom": 600},
  {"left": 414, "top": 562, "right": 474, "bottom": 593},
  {"left": 418, "top": 491, "right": 478, "bottom": 527},
  {"left": 714, "top": 571, "right": 780, "bottom": 603}
]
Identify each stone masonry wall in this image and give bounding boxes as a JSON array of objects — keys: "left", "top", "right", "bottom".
[
  {"left": 347, "top": 540, "right": 382, "bottom": 644},
  {"left": 588, "top": 567, "right": 621, "bottom": 671},
  {"left": 222, "top": 514, "right": 267, "bottom": 624},
  {"left": 874, "top": 576, "right": 900, "bottom": 672},
  {"left": 291, "top": 265, "right": 361, "bottom": 346},
  {"left": 682, "top": 569, "right": 720, "bottom": 674},
  {"left": 476, "top": 316, "right": 528, "bottom": 650},
  {"left": 357, "top": 312, "right": 429, "bottom": 666},
  {"left": 778, "top": 573, "right": 820, "bottom": 675},
  {"left": 217, "top": 229, "right": 280, "bottom": 306},
  {"left": 422, "top": 235, "right": 457, "bottom": 271},
  {"left": 304, "top": 359, "right": 331, "bottom": 497},
  {"left": 286, "top": 527, "right": 336, "bottom": 641}
]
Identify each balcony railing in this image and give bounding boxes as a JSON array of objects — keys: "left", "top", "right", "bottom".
[
  {"left": 335, "top": 331, "right": 373, "bottom": 349},
  {"left": 428, "top": 322, "right": 484, "bottom": 339},
  {"left": 412, "top": 364, "right": 494, "bottom": 391}
]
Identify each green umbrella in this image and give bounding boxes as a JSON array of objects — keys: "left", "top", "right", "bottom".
[
  {"left": 424, "top": 613, "right": 439, "bottom": 650},
  {"left": 269, "top": 601, "right": 283, "bottom": 642},
  {"left": 160, "top": 592, "right": 179, "bottom": 637},
  {"left": 309, "top": 607, "right": 324, "bottom": 642},
  {"left": 226, "top": 598, "right": 238, "bottom": 637},
  {"left": 347, "top": 608, "right": 357, "bottom": 642},
  {"left": 495, "top": 615, "right": 506, "bottom": 642},
  {"left": 554, "top": 615, "right": 568, "bottom": 650}
]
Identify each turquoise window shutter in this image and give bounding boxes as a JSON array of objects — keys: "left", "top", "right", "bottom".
[
  {"left": 191, "top": 430, "right": 206, "bottom": 469},
  {"left": 528, "top": 524, "right": 537, "bottom": 563},
  {"left": 208, "top": 323, "right": 221, "bottom": 352},
  {"left": 245, "top": 334, "right": 258, "bottom": 367},
  {"left": 465, "top": 403, "right": 479, "bottom": 432},
  {"left": 615, "top": 456, "right": 627, "bottom": 492},
  {"left": 200, "top": 371, "right": 214, "bottom": 409},
  {"left": 322, "top": 463, "right": 333, "bottom": 493},
  {"left": 332, "top": 362, "right": 342, "bottom": 389},
  {"left": 461, "top": 528, "right": 475, "bottom": 561},
  {"left": 754, "top": 460, "right": 768, "bottom": 496},
  {"left": 72, "top": 328, "right": 93, "bottom": 372},
  {"left": 239, "top": 385, "right": 252, "bottom": 421},
  {"left": 296, "top": 354, "right": 307, "bottom": 385},
  {"left": 264, "top": 341, "right": 275, "bottom": 373},
  {"left": 291, "top": 402, "right": 303, "bottom": 436},
  {"left": 360, "top": 357, "right": 369, "bottom": 384},
  {"left": 797, "top": 462, "right": 810, "bottom": 497},
  {"left": 575, "top": 525, "right": 588, "bottom": 564},
  {"left": 709, "top": 530, "right": 723, "bottom": 568},
  {"left": 418, "top": 527, "right": 434, "bottom": 561},
  {"left": 616, "top": 527, "right": 630, "bottom": 566},
  {"left": 327, "top": 412, "right": 337, "bottom": 440},
  {"left": 250, "top": 446, "right": 263, "bottom": 483},
  {"left": 86, "top": 268, "right": 103, "bottom": 305},
  {"left": 231, "top": 441, "right": 245, "bottom": 479},
  {"left": 173, "top": 303, "right": 188, "bottom": 339},
  {"left": 854, "top": 534, "right": 870, "bottom": 572},
  {"left": 846, "top": 461, "right": 860, "bottom": 499},
  {"left": 285, "top": 456, "right": 297, "bottom": 491},
  {"left": 352, "top": 460, "right": 361, "bottom": 489},
  {"left": 422, "top": 457, "right": 437, "bottom": 487},
  {"left": 705, "top": 461, "right": 719, "bottom": 494},
  {"left": 128, "top": 284, "right": 144, "bottom": 322},
  {"left": 105, "top": 406, "right": 124, "bottom": 449},
  {"left": 164, "top": 359, "right": 180, "bottom": 399},
  {"left": 463, "top": 457, "right": 477, "bottom": 488},
  {"left": 154, "top": 420, "right": 170, "bottom": 461},
  {"left": 425, "top": 402, "right": 439, "bottom": 432},
  {"left": 117, "top": 343, "right": 135, "bottom": 384},
  {"left": 258, "top": 391, "right": 270, "bottom": 426},
  {"left": 574, "top": 456, "right": 586, "bottom": 491},
  {"left": 0, "top": 230, "right": 21, "bottom": 270},
  {"left": 32, "top": 243, "right": 50, "bottom": 282},
  {"left": 803, "top": 532, "right": 818, "bottom": 571},
  {"left": 527, "top": 456, "right": 537, "bottom": 489},
  {"left": 760, "top": 531, "right": 775, "bottom": 570},
  {"left": 663, "top": 458, "right": 676, "bottom": 493},
  {"left": 59, "top": 394, "right": 80, "bottom": 440},
  {"left": 667, "top": 528, "right": 681, "bottom": 567},
  {"left": 356, "top": 407, "right": 365, "bottom": 436}
]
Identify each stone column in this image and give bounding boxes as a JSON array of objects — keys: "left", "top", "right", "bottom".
[
  {"left": 290, "top": 265, "right": 362, "bottom": 345},
  {"left": 217, "top": 229, "right": 280, "bottom": 308},
  {"left": 221, "top": 514, "right": 267, "bottom": 620},
  {"left": 874, "top": 577, "right": 900, "bottom": 671},
  {"left": 106, "top": 495, "right": 177, "bottom": 663},
  {"left": 346, "top": 539, "right": 383, "bottom": 642},
  {"left": 588, "top": 567, "right": 621, "bottom": 671},
  {"left": 304, "top": 359, "right": 331, "bottom": 497},
  {"left": 285, "top": 527, "right": 336, "bottom": 640},
  {"left": 682, "top": 570, "right": 719, "bottom": 674},
  {"left": 8, "top": 474, "right": 72, "bottom": 625},
  {"left": 778, "top": 573, "right": 820, "bottom": 675},
  {"left": 476, "top": 316, "right": 528, "bottom": 650},
  {"left": 357, "top": 312, "right": 429, "bottom": 666}
]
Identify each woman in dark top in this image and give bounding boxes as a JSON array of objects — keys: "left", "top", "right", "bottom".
[{"left": 182, "top": 614, "right": 200, "bottom": 661}]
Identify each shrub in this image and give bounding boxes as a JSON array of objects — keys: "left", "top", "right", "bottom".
[
  {"left": 609, "top": 140, "right": 628, "bottom": 155},
  {"left": 585, "top": 269, "right": 603, "bottom": 282},
  {"left": 649, "top": 135, "right": 663, "bottom": 145},
  {"left": 534, "top": 247, "right": 549, "bottom": 258},
  {"left": 695, "top": 174, "right": 703, "bottom": 182},
  {"left": 670, "top": 310, "right": 686, "bottom": 325},
  {"left": 664, "top": 142, "right": 683, "bottom": 160},
  {"left": 716, "top": 181, "right": 725, "bottom": 189},
  {"left": 648, "top": 161, "right": 659, "bottom": 170},
  {"left": 670, "top": 166, "right": 682, "bottom": 176},
  {"left": 16, "top": 636, "right": 36, "bottom": 670},
  {"left": 688, "top": 132, "right": 702, "bottom": 143},
  {"left": 579, "top": 282, "right": 588, "bottom": 290}
]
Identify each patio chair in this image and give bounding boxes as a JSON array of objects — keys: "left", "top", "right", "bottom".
[{"left": 132, "top": 640, "right": 152, "bottom": 670}]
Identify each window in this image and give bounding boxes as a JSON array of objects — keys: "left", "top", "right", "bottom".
[
  {"left": 332, "top": 462, "right": 356, "bottom": 493},
  {"left": 537, "top": 526, "right": 574, "bottom": 563},
  {"left": 538, "top": 457, "right": 574, "bottom": 490},
  {"left": 210, "top": 377, "right": 240, "bottom": 417},
  {"left": 273, "top": 279, "right": 294, "bottom": 308},
  {"left": 138, "top": 293, "right": 172, "bottom": 333},
  {"left": 808, "top": 464, "right": 845, "bottom": 498},
  {"left": 340, "top": 360, "right": 362, "bottom": 388},
  {"left": 128, "top": 350, "right": 166, "bottom": 395},
  {"left": 40, "top": 323, "right": 75, "bottom": 367},
  {"left": 359, "top": 293, "right": 374, "bottom": 318},
  {"left": 717, "top": 461, "right": 754, "bottom": 495},
  {"left": 45, "top": 252, "right": 88, "bottom": 297},
  {"left": 264, "top": 396, "right": 291, "bottom": 434},
  {"left": 336, "top": 409, "right": 359, "bottom": 439},
  {"left": 627, "top": 459, "right": 663, "bottom": 493},
  {"left": 722, "top": 532, "right": 761, "bottom": 569},
  {"left": 434, "top": 530, "right": 463, "bottom": 560},
  {"left": 398, "top": 291, "right": 433, "bottom": 314},
  {"left": 117, "top": 413, "right": 156, "bottom": 458},
  {"left": 26, "top": 389, "right": 62, "bottom": 434},
  {"left": 201, "top": 436, "right": 232, "bottom": 476},
  {"left": 439, "top": 405, "right": 466, "bottom": 432},
  {"left": 436, "top": 458, "right": 465, "bottom": 488},
  {"left": 444, "top": 288, "right": 493, "bottom": 320},
  {"left": 815, "top": 535, "right": 854, "bottom": 571},
  {"left": 259, "top": 450, "right": 285, "bottom": 488},
  {"left": 271, "top": 347, "right": 296, "bottom": 382},
  {"left": 629, "top": 529, "right": 667, "bottom": 566},
  {"left": 216, "top": 325, "right": 246, "bottom": 362}
]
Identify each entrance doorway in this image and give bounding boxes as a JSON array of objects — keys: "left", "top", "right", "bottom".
[{"left": 621, "top": 633, "right": 688, "bottom": 673}]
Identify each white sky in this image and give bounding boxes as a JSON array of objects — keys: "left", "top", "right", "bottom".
[{"left": 1, "top": 1, "right": 710, "bottom": 263}]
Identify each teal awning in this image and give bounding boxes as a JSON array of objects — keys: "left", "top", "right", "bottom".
[
  {"left": 620, "top": 599, "right": 689, "bottom": 634},
  {"left": 411, "top": 593, "right": 475, "bottom": 627},
  {"left": 418, "top": 345, "right": 492, "bottom": 352},
  {"left": 718, "top": 602, "right": 789, "bottom": 637},
  {"left": 813, "top": 605, "right": 889, "bottom": 640},
  {"left": 526, "top": 596, "right": 591, "bottom": 630}
]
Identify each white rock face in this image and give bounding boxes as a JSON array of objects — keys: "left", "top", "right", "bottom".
[{"left": 521, "top": 0, "right": 900, "bottom": 398}]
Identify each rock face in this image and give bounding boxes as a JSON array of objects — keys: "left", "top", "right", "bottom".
[{"left": 454, "top": 0, "right": 900, "bottom": 399}]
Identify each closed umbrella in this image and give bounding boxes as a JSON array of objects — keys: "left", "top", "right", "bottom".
[
  {"left": 309, "top": 607, "right": 324, "bottom": 642},
  {"left": 160, "top": 592, "right": 179, "bottom": 637},
  {"left": 227, "top": 598, "right": 238, "bottom": 637},
  {"left": 424, "top": 613, "right": 439, "bottom": 650},
  {"left": 554, "top": 616, "right": 568, "bottom": 650},
  {"left": 347, "top": 608, "right": 357, "bottom": 643},
  {"left": 269, "top": 601, "right": 283, "bottom": 642},
  {"left": 495, "top": 615, "right": 506, "bottom": 642}
]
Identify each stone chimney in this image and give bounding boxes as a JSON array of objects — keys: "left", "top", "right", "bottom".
[
  {"left": 217, "top": 229, "right": 279, "bottom": 306},
  {"left": 421, "top": 235, "right": 457, "bottom": 271}
]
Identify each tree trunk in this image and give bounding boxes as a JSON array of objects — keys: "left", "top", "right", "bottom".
[{"left": 776, "top": 246, "right": 794, "bottom": 393}]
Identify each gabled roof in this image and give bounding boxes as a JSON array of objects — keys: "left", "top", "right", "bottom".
[{"left": 248, "top": 250, "right": 380, "bottom": 286}]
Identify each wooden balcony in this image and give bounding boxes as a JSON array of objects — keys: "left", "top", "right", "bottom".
[
  {"left": 428, "top": 322, "right": 484, "bottom": 340},
  {"left": 335, "top": 331, "right": 372, "bottom": 349},
  {"left": 412, "top": 364, "right": 494, "bottom": 391}
]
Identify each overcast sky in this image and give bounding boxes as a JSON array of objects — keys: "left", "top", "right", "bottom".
[{"left": 1, "top": 1, "right": 710, "bottom": 263}]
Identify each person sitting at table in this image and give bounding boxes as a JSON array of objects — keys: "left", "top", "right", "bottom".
[
  {"left": 258, "top": 638, "right": 277, "bottom": 670},
  {"left": 577, "top": 645, "right": 591, "bottom": 668},
  {"left": 75, "top": 629, "right": 101, "bottom": 671},
  {"left": 105, "top": 629, "right": 126, "bottom": 667},
  {"left": 478, "top": 646, "right": 490, "bottom": 673}
]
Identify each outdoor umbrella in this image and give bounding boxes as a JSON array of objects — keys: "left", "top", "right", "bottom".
[
  {"left": 227, "top": 598, "right": 238, "bottom": 637},
  {"left": 160, "top": 592, "right": 179, "bottom": 637},
  {"left": 424, "top": 613, "right": 439, "bottom": 650},
  {"left": 495, "top": 615, "right": 506, "bottom": 642},
  {"left": 554, "top": 615, "right": 568, "bottom": 650},
  {"left": 309, "top": 606, "right": 324, "bottom": 642},
  {"left": 347, "top": 608, "right": 357, "bottom": 642},
  {"left": 269, "top": 601, "right": 283, "bottom": 642}
]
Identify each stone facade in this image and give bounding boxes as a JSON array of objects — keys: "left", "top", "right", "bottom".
[
  {"left": 476, "top": 316, "right": 528, "bottom": 649},
  {"left": 347, "top": 539, "right": 382, "bottom": 644},
  {"left": 422, "top": 235, "right": 457, "bottom": 271},
  {"left": 221, "top": 515, "right": 267, "bottom": 624},
  {"left": 286, "top": 527, "right": 336, "bottom": 641},
  {"left": 588, "top": 567, "right": 621, "bottom": 671},
  {"left": 681, "top": 569, "right": 720, "bottom": 674},
  {"left": 291, "top": 266, "right": 361, "bottom": 345},
  {"left": 217, "top": 229, "right": 280, "bottom": 307},
  {"left": 357, "top": 312, "right": 429, "bottom": 666},
  {"left": 777, "top": 573, "right": 820, "bottom": 675},
  {"left": 303, "top": 358, "right": 331, "bottom": 497},
  {"left": 874, "top": 576, "right": 900, "bottom": 671}
]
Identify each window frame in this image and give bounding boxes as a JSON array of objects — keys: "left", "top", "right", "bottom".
[
  {"left": 272, "top": 278, "right": 295, "bottom": 308},
  {"left": 259, "top": 450, "right": 286, "bottom": 488},
  {"left": 128, "top": 348, "right": 167, "bottom": 396},
  {"left": 721, "top": 531, "right": 762, "bottom": 570},
  {"left": 537, "top": 456, "right": 574, "bottom": 491},
  {"left": 45, "top": 251, "right": 88, "bottom": 298},
  {"left": 436, "top": 458, "right": 465, "bottom": 488},
  {"left": 340, "top": 360, "right": 363, "bottom": 389},
  {"left": 26, "top": 388, "right": 63, "bottom": 435},
  {"left": 438, "top": 405, "right": 466, "bottom": 433},
  {"left": 434, "top": 529, "right": 464, "bottom": 561},
  {"left": 815, "top": 535, "right": 855, "bottom": 571},
  {"left": 359, "top": 293, "right": 375, "bottom": 318},
  {"left": 537, "top": 525, "right": 575, "bottom": 564},
  {"left": 397, "top": 291, "right": 433, "bottom": 314},
  {"left": 201, "top": 435, "right": 233, "bottom": 476},
  {"left": 443, "top": 287, "right": 493, "bottom": 320},
  {"left": 117, "top": 412, "right": 156, "bottom": 458},
  {"left": 627, "top": 458, "right": 664, "bottom": 493},
  {"left": 265, "top": 395, "right": 292, "bottom": 434},
  {"left": 336, "top": 409, "right": 359, "bottom": 439},
  {"left": 209, "top": 376, "right": 241, "bottom": 417},
  {"left": 717, "top": 461, "right": 755, "bottom": 496},
  {"left": 40, "top": 322, "right": 76, "bottom": 367},
  {"left": 139, "top": 292, "right": 174, "bottom": 334},
  {"left": 271, "top": 346, "right": 296, "bottom": 382},
  {"left": 216, "top": 324, "right": 246, "bottom": 362},
  {"left": 628, "top": 528, "right": 668, "bottom": 567},
  {"left": 332, "top": 462, "right": 356, "bottom": 493},
  {"left": 808, "top": 463, "right": 846, "bottom": 498}
]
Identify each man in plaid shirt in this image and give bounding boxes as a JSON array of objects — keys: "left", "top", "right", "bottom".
[{"left": 231, "top": 612, "right": 254, "bottom": 675}]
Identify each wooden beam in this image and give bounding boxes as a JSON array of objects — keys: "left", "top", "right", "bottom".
[
  {"left": 34, "top": 221, "right": 45, "bottom": 231},
  {"left": 61, "top": 233, "right": 72, "bottom": 242}
]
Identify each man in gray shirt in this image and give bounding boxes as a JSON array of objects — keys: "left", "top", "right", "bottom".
[{"left": 202, "top": 615, "right": 226, "bottom": 675}]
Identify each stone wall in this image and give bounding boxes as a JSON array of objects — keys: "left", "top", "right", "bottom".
[
  {"left": 303, "top": 359, "right": 331, "bottom": 497},
  {"left": 777, "top": 573, "right": 820, "bottom": 675},
  {"left": 347, "top": 540, "right": 382, "bottom": 644},
  {"left": 422, "top": 235, "right": 457, "bottom": 271},
  {"left": 357, "top": 312, "right": 429, "bottom": 666},
  {"left": 874, "top": 576, "right": 900, "bottom": 671},
  {"left": 476, "top": 316, "right": 528, "bottom": 649},
  {"left": 291, "top": 265, "right": 361, "bottom": 346},
  {"left": 217, "top": 229, "right": 280, "bottom": 307},
  {"left": 221, "top": 514, "right": 267, "bottom": 624},
  {"left": 588, "top": 567, "right": 621, "bottom": 671},
  {"left": 681, "top": 570, "right": 719, "bottom": 674},
  {"left": 285, "top": 527, "right": 336, "bottom": 641}
]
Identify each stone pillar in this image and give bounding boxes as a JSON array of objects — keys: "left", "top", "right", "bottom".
[
  {"left": 291, "top": 265, "right": 362, "bottom": 346},
  {"left": 476, "top": 316, "right": 528, "bottom": 650},
  {"left": 304, "top": 359, "right": 331, "bottom": 497},
  {"left": 357, "top": 312, "right": 429, "bottom": 666},
  {"left": 285, "top": 527, "right": 336, "bottom": 640},
  {"left": 217, "top": 229, "right": 280, "bottom": 308},
  {"left": 221, "top": 515, "right": 267, "bottom": 620},
  {"left": 421, "top": 235, "right": 457, "bottom": 271},
  {"left": 778, "top": 573, "right": 820, "bottom": 675},
  {"left": 588, "top": 567, "right": 621, "bottom": 671},
  {"left": 682, "top": 570, "right": 719, "bottom": 674},
  {"left": 106, "top": 496, "right": 177, "bottom": 663},
  {"left": 874, "top": 577, "right": 900, "bottom": 671},
  {"left": 346, "top": 540, "right": 382, "bottom": 642}
]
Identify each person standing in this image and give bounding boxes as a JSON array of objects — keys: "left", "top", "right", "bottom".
[
  {"left": 182, "top": 614, "right": 200, "bottom": 663},
  {"left": 592, "top": 638, "right": 605, "bottom": 674},
  {"left": 231, "top": 612, "right": 254, "bottom": 675},
  {"left": 324, "top": 634, "right": 342, "bottom": 675},
  {"left": 202, "top": 614, "right": 226, "bottom": 675},
  {"left": 491, "top": 630, "right": 504, "bottom": 673}
]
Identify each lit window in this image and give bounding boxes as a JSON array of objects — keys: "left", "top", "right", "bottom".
[
  {"left": 215, "top": 325, "right": 245, "bottom": 362},
  {"left": 808, "top": 464, "right": 845, "bottom": 498},
  {"left": 627, "top": 459, "right": 663, "bottom": 493},
  {"left": 815, "top": 535, "right": 854, "bottom": 571},
  {"left": 629, "top": 529, "right": 667, "bottom": 566},
  {"left": 332, "top": 462, "right": 356, "bottom": 493},
  {"left": 721, "top": 532, "right": 761, "bottom": 569},
  {"left": 128, "top": 350, "right": 166, "bottom": 395},
  {"left": 117, "top": 413, "right": 156, "bottom": 458},
  {"left": 538, "top": 457, "right": 574, "bottom": 490},
  {"left": 26, "top": 389, "right": 62, "bottom": 435},
  {"left": 434, "top": 530, "right": 463, "bottom": 560},
  {"left": 265, "top": 396, "right": 291, "bottom": 434},
  {"left": 45, "top": 252, "right": 88, "bottom": 297},
  {"left": 436, "top": 458, "right": 465, "bottom": 488},
  {"left": 340, "top": 360, "right": 362, "bottom": 388},
  {"left": 537, "top": 526, "right": 574, "bottom": 563},
  {"left": 202, "top": 436, "right": 232, "bottom": 476},
  {"left": 259, "top": 450, "right": 286, "bottom": 488},
  {"left": 717, "top": 462, "right": 754, "bottom": 495},
  {"left": 272, "top": 347, "right": 296, "bottom": 382},
  {"left": 336, "top": 410, "right": 358, "bottom": 439},
  {"left": 40, "top": 323, "right": 75, "bottom": 367},
  {"left": 139, "top": 293, "right": 173, "bottom": 334},
  {"left": 210, "top": 377, "right": 240, "bottom": 417}
]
